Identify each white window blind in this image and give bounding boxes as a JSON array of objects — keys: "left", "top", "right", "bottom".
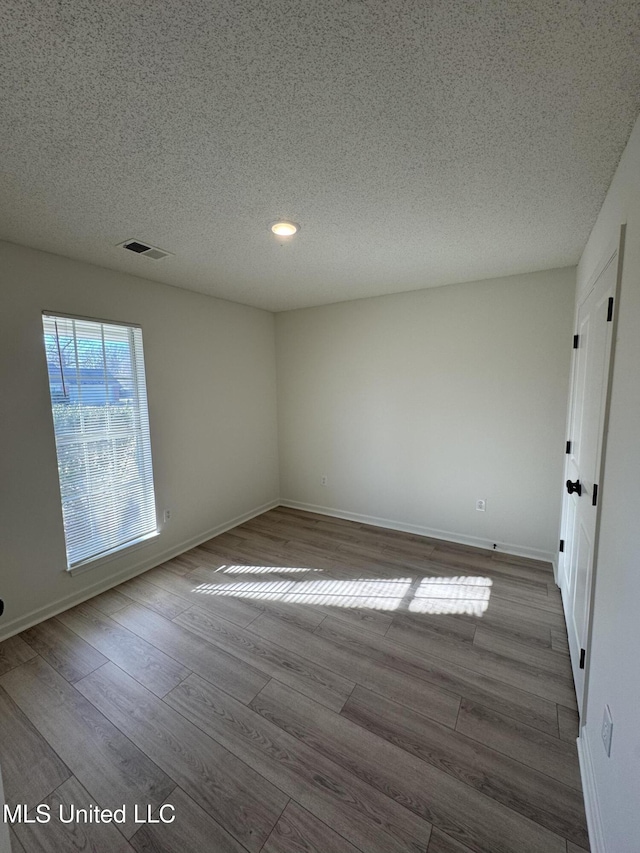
[{"left": 43, "top": 313, "right": 157, "bottom": 569}]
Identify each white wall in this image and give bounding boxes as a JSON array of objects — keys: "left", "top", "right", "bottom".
[
  {"left": 276, "top": 268, "right": 575, "bottom": 558},
  {"left": 574, "top": 115, "right": 640, "bottom": 852},
  {"left": 0, "top": 241, "right": 279, "bottom": 639}
]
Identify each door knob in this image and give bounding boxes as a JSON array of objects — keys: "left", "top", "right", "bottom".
[{"left": 566, "top": 479, "right": 582, "bottom": 496}]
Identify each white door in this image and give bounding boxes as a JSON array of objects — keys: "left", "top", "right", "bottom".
[{"left": 559, "top": 240, "right": 620, "bottom": 712}]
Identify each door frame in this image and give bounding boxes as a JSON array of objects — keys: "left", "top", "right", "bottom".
[{"left": 558, "top": 223, "right": 625, "bottom": 724}]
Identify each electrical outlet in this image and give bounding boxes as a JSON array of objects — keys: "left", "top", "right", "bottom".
[
  {"left": 476, "top": 499, "right": 486, "bottom": 512},
  {"left": 163, "top": 509, "right": 171, "bottom": 523},
  {"left": 602, "top": 705, "right": 613, "bottom": 757},
  {"left": 321, "top": 475, "right": 328, "bottom": 486}
]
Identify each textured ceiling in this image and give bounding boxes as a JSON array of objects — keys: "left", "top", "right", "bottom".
[{"left": 1, "top": 1, "right": 640, "bottom": 311}]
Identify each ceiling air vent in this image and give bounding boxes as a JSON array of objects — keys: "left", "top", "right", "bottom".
[{"left": 119, "top": 240, "right": 173, "bottom": 260}]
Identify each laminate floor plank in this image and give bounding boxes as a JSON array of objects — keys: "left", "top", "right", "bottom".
[
  {"left": 217, "top": 548, "right": 347, "bottom": 579},
  {"left": 229, "top": 524, "right": 291, "bottom": 547},
  {"left": 358, "top": 546, "right": 558, "bottom": 612},
  {"left": 490, "top": 551, "right": 553, "bottom": 570},
  {"left": 421, "top": 567, "right": 559, "bottom": 614},
  {"left": 427, "top": 827, "right": 481, "bottom": 853},
  {"left": 317, "top": 605, "right": 394, "bottom": 636},
  {"left": 162, "top": 552, "right": 202, "bottom": 574},
  {"left": 0, "top": 685, "right": 71, "bottom": 809},
  {"left": 429, "top": 546, "right": 534, "bottom": 574},
  {"left": 472, "top": 591, "right": 566, "bottom": 630},
  {"left": 557, "top": 705, "right": 581, "bottom": 744},
  {"left": 430, "top": 549, "right": 555, "bottom": 588},
  {"left": 13, "top": 776, "right": 135, "bottom": 853},
  {"left": 266, "top": 506, "right": 324, "bottom": 524},
  {"left": 0, "top": 658, "right": 174, "bottom": 839},
  {"left": 332, "top": 542, "right": 434, "bottom": 576},
  {"left": 57, "top": 602, "right": 190, "bottom": 698},
  {"left": 567, "top": 843, "right": 590, "bottom": 853},
  {"left": 246, "top": 523, "right": 357, "bottom": 559},
  {"left": 75, "top": 663, "right": 287, "bottom": 853},
  {"left": 195, "top": 540, "right": 281, "bottom": 569},
  {"left": 311, "top": 616, "right": 559, "bottom": 735},
  {"left": 316, "top": 517, "right": 379, "bottom": 540},
  {"left": 330, "top": 614, "right": 576, "bottom": 708},
  {"left": 211, "top": 528, "right": 338, "bottom": 566},
  {"left": 9, "top": 829, "right": 26, "bottom": 853},
  {"left": 202, "top": 574, "right": 414, "bottom": 616},
  {"left": 332, "top": 550, "right": 556, "bottom": 621},
  {"left": 380, "top": 537, "right": 437, "bottom": 560},
  {"left": 173, "top": 604, "right": 354, "bottom": 712},
  {"left": 140, "top": 566, "right": 263, "bottom": 627},
  {"left": 198, "top": 538, "right": 342, "bottom": 576},
  {"left": 190, "top": 559, "right": 396, "bottom": 634},
  {"left": 389, "top": 609, "right": 551, "bottom": 654},
  {"left": 253, "top": 679, "right": 572, "bottom": 853},
  {"left": 251, "top": 528, "right": 352, "bottom": 572},
  {"left": 473, "top": 627, "right": 573, "bottom": 678},
  {"left": 472, "top": 611, "right": 552, "bottom": 649},
  {"left": 255, "top": 510, "right": 343, "bottom": 534},
  {"left": 130, "top": 786, "right": 251, "bottom": 853},
  {"left": 486, "top": 579, "right": 561, "bottom": 613},
  {"left": 207, "top": 529, "right": 268, "bottom": 549},
  {"left": 376, "top": 552, "right": 553, "bottom": 606},
  {"left": 150, "top": 561, "right": 327, "bottom": 633},
  {"left": 387, "top": 611, "right": 478, "bottom": 645},
  {"left": 456, "top": 700, "right": 582, "bottom": 790},
  {"left": 89, "top": 587, "right": 133, "bottom": 616},
  {"left": 285, "top": 549, "right": 361, "bottom": 577},
  {"left": 193, "top": 551, "right": 349, "bottom": 584},
  {"left": 164, "top": 672, "right": 434, "bottom": 853},
  {"left": 21, "top": 618, "right": 108, "bottom": 683},
  {"left": 186, "top": 567, "right": 331, "bottom": 632},
  {"left": 116, "top": 576, "right": 191, "bottom": 620},
  {"left": 111, "top": 603, "right": 269, "bottom": 704},
  {"left": 339, "top": 685, "right": 588, "bottom": 847},
  {"left": 491, "top": 589, "right": 564, "bottom": 616},
  {"left": 262, "top": 801, "right": 361, "bottom": 853},
  {"left": 0, "top": 635, "right": 37, "bottom": 676},
  {"left": 248, "top": 612, "right": 462, "bottom": 728},
  {"left": 346, "top": 518, "right": 436, "bottom": 544},
  {"left": 551, "top": 627, "right": 570, "bottom": 653}
]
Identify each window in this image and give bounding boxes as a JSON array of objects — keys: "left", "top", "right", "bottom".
[{"left": 43, "top": 313, "right": 157, "bottom": 569}]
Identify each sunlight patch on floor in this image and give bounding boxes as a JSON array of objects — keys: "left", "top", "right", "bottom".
[
  {"left": 408, "top": 576, "right": 493, "bottom": 616},
  {"left": 192, "top": 571, "right": 492, "bottom": 615},
  {"left": 215, "top": 565, "right": 320, "bottom": 574},
  {"left": 193, "top": 578, "right": 412, "bottom": 611}
]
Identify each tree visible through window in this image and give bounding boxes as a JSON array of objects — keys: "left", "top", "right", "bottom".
[{"left": 43, "top": 313, "right": 157, "bottom": 569}]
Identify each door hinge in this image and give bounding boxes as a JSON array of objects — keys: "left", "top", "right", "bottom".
[
  {"left": 607, "top": 297, "right": 614, "bottom": 322},
  {"left": 579, "top": 648, "right": 586, "bottom": 669},
  {"left": 559, "top": 539, "right": 565, "bottom": 552},
  {"left": 592, "top": 483, "right": 598, "bottom": 506},
  {"left": 573, "top": 334, "right": 579, "bottom": 349},
  {"left": 565, "top": 440, "right": 572, "bottom": 454}
]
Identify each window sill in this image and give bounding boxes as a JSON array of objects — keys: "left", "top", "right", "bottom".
[{"left": 66, "top": 530, "right": 160, "bottom": 576}]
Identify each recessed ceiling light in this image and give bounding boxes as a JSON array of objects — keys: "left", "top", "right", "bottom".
[{"left": 270, "top": 221, "right": 299, "bottom": 237}]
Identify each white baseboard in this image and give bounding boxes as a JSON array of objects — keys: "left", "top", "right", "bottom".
[
  {"left": 577, "top": 733, "right": 606, "bottom": 853},
  {"left": 0, "top": 499, "right": 278, "bottom": 642},
  {"left": 279, "top": 499, "right": 554, "bottom": 563}
]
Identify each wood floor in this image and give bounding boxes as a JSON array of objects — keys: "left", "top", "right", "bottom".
[{"left": 0, "top": 507, "right": 588, "bottom": 853}]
